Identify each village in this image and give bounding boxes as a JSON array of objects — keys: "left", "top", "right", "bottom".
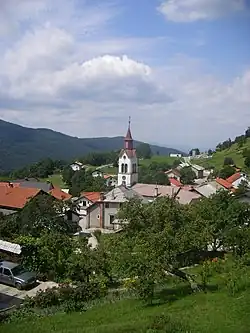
[{"left": 0, "top": 122, "right": 249, "bottom": 239}]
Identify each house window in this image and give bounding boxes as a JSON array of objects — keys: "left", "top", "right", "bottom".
[
  {"left": 105, "top": 203, "right": 109, "bottom": 208},
  {"left": 125, "top": 164, "right": 128, "bottom": 173},
  {"left": 109, "top": 215, "right": 115, "bottom": 224}
]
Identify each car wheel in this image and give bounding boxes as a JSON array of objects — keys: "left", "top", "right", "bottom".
[{"left": 15, "top": 282, "right": 23, "bottom": 290}]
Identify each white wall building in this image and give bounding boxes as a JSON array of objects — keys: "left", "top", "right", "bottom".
[{"left": 117, "top": 121, "right": 138, "bottom": 187}]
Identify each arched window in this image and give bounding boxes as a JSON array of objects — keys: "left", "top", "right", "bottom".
[
  {"left": 121, "top": 163, "right": 124, "bottom": 173},
  {"left": 125, "top": 164, "right": 128, "bottom": 173},
  {"left": 132, "top": 163, "right": 136, "bottom": 173}
]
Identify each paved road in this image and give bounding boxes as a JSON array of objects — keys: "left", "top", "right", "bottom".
[{"left": 0, "top": 281, "right": 58, "bottom": 310}]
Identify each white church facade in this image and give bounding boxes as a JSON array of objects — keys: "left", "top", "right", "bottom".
[{"left": 117, "top": 120, "right": 138, "bottom": 187}]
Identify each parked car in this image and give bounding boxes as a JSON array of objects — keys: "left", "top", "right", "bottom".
[{"left": 0, "top": 260, "right": 37, "bottom": 290}]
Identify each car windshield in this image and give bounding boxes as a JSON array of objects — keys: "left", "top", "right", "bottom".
[{"left": 11, "top": 265, "right": 27, "bottom": 276}]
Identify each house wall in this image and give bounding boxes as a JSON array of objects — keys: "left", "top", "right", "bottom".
[
  {"left": 170, "top": 153, "right": 182, "bottom": 157},
  {"left": 87, "top": 204, "right": 102, "bottom": 229},
  {"left": 232, "top": 176, "right": 249, "bottom": 189},
  {"left": 71, "top": 164, "right": 81, "bottom": 171},
  {"left": 103, "top": 202, "right": 120, "bottom": 229},
  {"left": 192, "top": 168, "right": 204, "bottom": 179},
  {"left": 106, "top": 178, "right": 117, "bottom": 187},
  {"left": 166, "top": 171, "right": 181, "bottom": 181}
]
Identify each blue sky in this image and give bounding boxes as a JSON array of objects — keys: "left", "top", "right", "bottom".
[{"left": 0, "top": 0, "right": 249, "bottom": 151}]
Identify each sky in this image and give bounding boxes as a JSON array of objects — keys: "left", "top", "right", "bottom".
[{"left": 0, "top": 0, "right": 249, "bottom": 151}]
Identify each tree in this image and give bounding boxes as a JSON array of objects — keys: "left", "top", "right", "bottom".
[
  {"left": 207, "top": 149, "right": 213, "bottom": 156},
  {"left": 107, "top": 198, "right": 202, "bottom": 303},
  {"left": 189, "top": 190, "right": 250, "bottom": 251},
  {"left": 180, "top": 166, "right": 196, "bottom": 184},
  {"left": 219, "top": 165, "right": 235, "bottom": 179},
  {"left": 245, "top": 127, "right": 250, "bottom": 138},
  {"left": 189, "top": 148, "right": 200, "bottom": 156},
  {"left": 62, "top": 165, "right": 75, "bottom": 186},
  {"left": 18, "top": 195, "right": 71, "bottom": 237},
  {"left": 136, "top": 143, "right": 152, "bottom": 159},
  {"left": 245, "top": 156, "right": 250, "bottom": 168},
  {"left": 223, "top": 157, "right": 234, "bottom": 166}
]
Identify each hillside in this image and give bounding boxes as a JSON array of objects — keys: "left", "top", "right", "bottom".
[
  {"left": 193, "top": 138, "right": 250, "bottom": 170},
  {"left": 0, "top": 119, "right": 184, "bottom": 171}
]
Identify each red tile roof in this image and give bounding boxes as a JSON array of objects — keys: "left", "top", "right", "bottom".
[
  {"left": 0, "top": 182, "right": 20, "bottom": 188},
  {"left": 226, "top": 172, "right": 242, "bottom": 184},
  {"left": 81, "top": 192, "right": 101, "bottom": 203},
  {"left": 103, "top": 174, "right": 112, "bottom": 179},
  {"left": 169, "top": 178, "right": 182, "bottom": 187},
  {"left": 0, "top": 187, "right": 41, "bottom": 209},
  {"left": 49, "top": 188, "right": 72, "bottom": 201},
  {"left": 216, "top": 178, "right": 232, "bottom": 189}
]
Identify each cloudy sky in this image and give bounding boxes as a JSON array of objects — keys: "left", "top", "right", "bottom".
[{"left": 0, "top": 0, "right": 249, "bottom": 151}]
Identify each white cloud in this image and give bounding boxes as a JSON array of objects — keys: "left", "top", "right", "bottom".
[
  {"left": 158, "top": 0, "right": 246, "bottom": 22},
  {"left": 0, "top": 0, "right": 249, "bottom": 150}
]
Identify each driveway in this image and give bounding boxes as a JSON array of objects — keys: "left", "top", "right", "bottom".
[{"left": 0, "top": 281, "right": 58, "bottom": 310}]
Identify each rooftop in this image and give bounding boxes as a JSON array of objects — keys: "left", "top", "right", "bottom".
[
  {"left": 226, "top": 172, "right": 242, "bottom": 184},
  {"left": 0, "top": 187, "right": 41, "bottom": 209},
  {"left": 175, "top": 188, "right": 201, "bottom": 205},
  {"left": 132, "top": 183, "right": 179, "bottom": 198},
  {"left": 49, "top": 188, "right": 72, "bottom": 201},
  {"left": 81, "top": 192, "right": 101, "bottom": 203}
]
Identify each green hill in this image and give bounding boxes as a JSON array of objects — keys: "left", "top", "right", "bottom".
[
  {"left": 0, "top": 119, "right": 184, "bottom": 172},
  {"left": 193, "top": 138, "right": 250, "bottom": 170}
]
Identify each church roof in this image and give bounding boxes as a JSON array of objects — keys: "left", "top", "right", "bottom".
[
  {"left": 119, "top": 149, "right": 137, "bottom": 158},
  {"left": 125, "top": 127, "right": 133, "bottom": 141}
]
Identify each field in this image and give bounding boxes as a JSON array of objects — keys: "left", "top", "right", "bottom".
[
  {"left": 193, "top": 138, "right": 250, "bottom": 170},
  {"left": 3, "top": 264, "right": 250, "bottom": 333},
  {"left": 43, "top": 174, "right": 66, "bottom": 188}
]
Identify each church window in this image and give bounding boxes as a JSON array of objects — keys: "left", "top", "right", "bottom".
[
  {"left": 122, "top": 176, "right": 126, "bottom": 180},
  {"left": 132, "top": 163, "right": 137, "bottom": 173},
  {"left": 121, "top": 163, "right": 124, "bottom": 173},
  {"left": 125, "top": 164, "right": 128, "bottom": 173}
]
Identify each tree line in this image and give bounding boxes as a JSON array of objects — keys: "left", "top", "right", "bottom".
[{"left": 216, "top": 127, "right": 250, "bottom": 152}]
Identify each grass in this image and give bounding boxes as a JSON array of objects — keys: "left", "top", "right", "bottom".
[
  {"left": 3, "top": 264, "right": 250, "bottom": 333},
  {"left": 193, "top": 138, "right": 250, "bottom": 170},
  {"left": 43, "top": 174, "right": 66, "bottom": 188},
  {"left": 139, "top": 155, "right": 179, "bottom": 167}
]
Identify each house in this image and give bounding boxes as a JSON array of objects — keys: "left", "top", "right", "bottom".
[
  {"left": 226, "top": 172, "right": 249, "bottom": 189},
  {"left": 132, "top": 183, "right": 179, "bottom": 201},
  {"left": 169, "top": 153, "right": 182, "bottom": 158},
  {"left": 190, "top": 164, "right": 204, "bottom": 179},
  {"left": 175, "top": 188, "right": 201, "bottom": 205},
  {"left": 104, "top": 174, "right": 117, "bottom": 187},
  {"left": 49, "top": 188, "right": 72, "bottom": 201},
  {"left": 193, "top": 183, "right": 217, "bottom": 198},
  {"left": 169, "top": 178, "right": 182, "bottom": 187},
  {"left": 70, "top": 161, "right": 83, "bottom": 171},
  {"left": 0, "top": 186, "right": 43, "bottom": 215},
  {"left": 11, "top": 179, "right": 54, "bottom": 192},
  {"left": 92, "top": 170, "right": 104, "bottom": 178},
  {"left": 75, "top": 192, "right": 101, "bottom": 230},
  {"left": 165, "top": 169, "right": 181, "bottom": 182},
  {"left": 215, "top": 177, "right": 233, "bottom": 190},
  {"left": 117, "top": 120, "right": 138, "bottom": 187},
  {"left": 83, "top": 186, "right": 145, "bottom": 231}
]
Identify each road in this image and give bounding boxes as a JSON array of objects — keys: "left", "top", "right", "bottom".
[{"left": 0, "top": 281, "right": 58, "bottom": 310}]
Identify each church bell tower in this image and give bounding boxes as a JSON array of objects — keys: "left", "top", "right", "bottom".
[{"left": 117, "top": 117, "right": 138, "bottom": 187}]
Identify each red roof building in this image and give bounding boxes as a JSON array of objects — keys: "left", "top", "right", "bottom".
[
  {"left": 0, "top": 187, "right": 42, "bottom": 210},
  {"left": 169, "top": 178, "right": 182, "bottom": 187},
  {"left": 226, "top": 172, "right": 242, "bottom": 184},
  {"left": 216, "top": 177, "right": 233, "bottom": 190},
  {"left": 81, "top": 192, "right": 101, "bottom": 203},
  {"left": 49, "top": 188, "right": 72, "bottom": 201}
]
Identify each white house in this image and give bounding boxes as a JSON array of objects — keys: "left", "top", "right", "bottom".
[
  {"left": 92, "top": 170, "right": 104, "bottom": 178},
  {"left": 226, "top": 172, "right": 250, "bottom": 189},
  {"left": 70, "top": 161, "right": 83, "bottom": 171},
  {"left": 169, "top": 153, "right": 182, "bottom": 158},
  {"left": 117, "top": 121, "right": 138, "bottom": 187},
  {"left": 104, "top": 175, "right": 117, "bottom": 187},
  {"left": 165, "top": 169, "right": 181, "bottom": 182}
]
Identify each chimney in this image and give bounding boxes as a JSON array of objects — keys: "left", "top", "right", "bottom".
[
  {"left": 99, "top": 192, "right": 105, "bottom": 201},
  {"left": 154, "top": 186, "right": 159, "bottom": 198}
]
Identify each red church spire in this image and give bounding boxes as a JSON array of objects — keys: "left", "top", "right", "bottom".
[{"left": 124, "top": 116, "right": 133, "bottom": 150}]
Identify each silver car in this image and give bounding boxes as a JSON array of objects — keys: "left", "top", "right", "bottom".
[{"left": 0, "top": 261, "right": 37, "bottom": 290}]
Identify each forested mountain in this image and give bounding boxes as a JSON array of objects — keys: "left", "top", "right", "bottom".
[{"left": 0, "top": 119, "right": 184, "bottom": 171}]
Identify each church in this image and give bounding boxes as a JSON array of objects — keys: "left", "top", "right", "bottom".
[{"left": 117, "top": 118, "right": 138, "bottom": 187}]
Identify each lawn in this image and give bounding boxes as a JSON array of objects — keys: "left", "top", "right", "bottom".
[
  {"left": 139, "top": 155, "right": 179, "bottom": 167},
  {"left": 43, "top": 174, "right": 66, "bottom": 188},
  {"left": 3, "top": 266, "right": 250, "bottom": 333},
  {"left": 193, "top": 138, "right": 250, "bottom": 170}
]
